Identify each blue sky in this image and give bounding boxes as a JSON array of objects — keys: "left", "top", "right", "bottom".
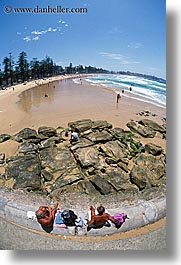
[{"left": 0, "top": 0, "right": 166, "bottom": 79}]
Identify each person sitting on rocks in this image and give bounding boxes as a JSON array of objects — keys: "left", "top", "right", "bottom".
[
  {"left": 87, "top": 204, "right": 115, "bottom": 231},
  {"left": 70, "top": 129, "right": 79, "bottom": 143}
]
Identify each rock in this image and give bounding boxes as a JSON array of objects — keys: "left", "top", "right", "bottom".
[
  {"left": 5, "top": 154, "right": 42, "bottom": 190},
  {"left": 0, "top": 174, "right": 5, "bottom": 186},
  {"left": 40, "top": 145, "right": 77, "bottom": 171},
  {"left": 38, "top": 138, "right": 56, "bottom": 150},
  {"left": 70, "top": 138, "right": 94, "bottom": 151},
  {"left": 138, "top": 119, "right": 166, "bottom": 133},
  {"left": 105, "top": 168, "right": 135, "bottom": 192},
  {"left": 127, "top": 121, "right": 157, "bottom": 138},
  {"left": 126, "top": 121, "right": 138, "bottom": 134},
  {"left": 68, "top": 119, "right": 92, "bottom": 133},
  {"left": 0, "top": 153, "right": 5, "bottom": 164},
  {"left": 52, "top": 171, "right": 84, "bottom": 190},
  {"left": 41, "top": 169, "right": 54, "bottom": 181},
  {"left": 14, "top": 128, "right": 38, "bottom": 142},
  {"left": 117, "top": 161, "right": 129, "bottom": 173},
  {"left": 130, "top": 165, "right": 148, "bottom": 190},
  {"left": 110, "top": 128, "right": 134, "bottom": 146},
  {"left": 0, "top": 134, "right": 11, "bottom": 143},
  {"left": 145, "top": 143, "right": 163, "bottom": 156},
  {"left": 0, "top": 118, "right": 166, "bottom": 199},
  {"left": 90, "top": 174, "right": 114, "bottom": 195},
  {"left": 38, "top": 126, "right": 57, "bottom": 138},
  {"left": 91, "top": 120, "right": 112, "bottom": 130},
  {"left": 17, "top": 141, "right": 38, "bottom": 155},
  {"left": 136, "top": 125, "right": 156, "bottom": 138},
  {"left": 130, "top": 154, "right": 166, "bottom": 189},
  {"left": 77, "top": 180, "right": 100, "bottom": 195},
  {"left": 129, "top": 140, "right": 144, "bottom": 156},
  {"left": 99, "top": 140, "right": 129, "bottom": 163},
  {"left": 85, "top": 130, "right": 113, "bottom": 143},
  {"left": 74, "top": 146, "right": 99, "bottom": 168}
]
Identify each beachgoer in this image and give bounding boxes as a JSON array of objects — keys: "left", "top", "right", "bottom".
[
  {"left": 129, "top": 86, "right": 132, "bottom": 91},
  {"left": 12, "top": 87, "right": 14, "bottom": 91},
  {"left": 70, "top": 130, "right": 78, "bottom": 143},
  {"left": 122, "top": 89, "right": 124, "bottom": 93},
  {"left": 116, "top": 93, "right": 121, "bottom": 103},
  {"left": 87, "top": 204, "right": 115, "bottom": 231},
  {"left": 45, "top": 93, "right": 48, "bottom": 97}
]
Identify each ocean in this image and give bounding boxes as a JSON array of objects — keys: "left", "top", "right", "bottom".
[{"left": 79, "top": 74, "right": 166, "bottom": 108}]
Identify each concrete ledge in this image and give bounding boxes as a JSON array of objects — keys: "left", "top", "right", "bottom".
[{"left": 0, "top": 190, "right": 166, "bottom": 237}]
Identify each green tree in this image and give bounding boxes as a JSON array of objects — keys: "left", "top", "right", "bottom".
[
  {"left": 17, "top": 51, "right": 29, "bottom": 82},
  {"left": 30, "top": 58, "right": 40, "bottom": 79},
  {"left": 3, "top": 57, "right": 10, "bottom": 85}
]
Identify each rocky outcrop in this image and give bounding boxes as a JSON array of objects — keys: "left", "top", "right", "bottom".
[
  {"left": 0, "top": 153, "right": 5, "bottom": 164},
  {"left": 127, "top": 118, "right": 166, "bottom": 138},
  {"left": 0, "top": 118, "right": 166, "bottom": 200},
  {"left": 5, "top": 154, "right": 42, "bottom": 190},
  {"left": 0, "top": 134, "right": 11, "bottom": 143}
]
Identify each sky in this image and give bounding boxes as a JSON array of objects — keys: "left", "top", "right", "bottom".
[{"left": 0, "top": 0, "right": 166, "bottom": 79}]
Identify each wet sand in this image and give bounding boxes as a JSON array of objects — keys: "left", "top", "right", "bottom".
[{"left": 0, "top": 75, "right": 166, "bottom": 156}]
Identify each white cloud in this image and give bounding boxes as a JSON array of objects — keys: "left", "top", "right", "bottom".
[
  {"left": 128, "top": 42, "right": 144, "bottom": 49},
  {"left": 22, "top": 20, "right": 68, "bottom": 42},
  {"left": 23, "top": 36, "right": 31, "bottom": 42},
  {"left": 31, "top": 30, "right": 47, "bottom": 35},
  {"left": 99, "top": 52, "right": 140, "bottom": 65},
  {"left": 32, "top": 36, "right": 40, "bottom": 41}
]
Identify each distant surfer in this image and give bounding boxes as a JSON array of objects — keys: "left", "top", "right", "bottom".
[{"left": 129, "top": 86, "right": 132, "bottom": 91}]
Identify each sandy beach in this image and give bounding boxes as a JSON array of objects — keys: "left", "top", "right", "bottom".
[{"left": 0, "top": 74, "right": 166, "bottom": 158}]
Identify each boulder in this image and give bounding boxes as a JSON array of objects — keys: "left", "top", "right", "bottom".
[
  {"left": 77, "top": 180, "right": 100, "bottom": 195},
  {"left": 38, "top": 126, "right": 57, "bottom": 138},
  {"left": 41, "top": 169, "right": 54, "bottom": 181},
  {"left": 85, "top": 130, "right": 113, "bottom": 143},
  {"left": 74, "top": 146, "right": 99, "bottom": 168},
  {"left": 40, "top": 145, "right": 78, "bottom": 176},
  {"left": 127, "top": 121, "right": 156, "bottom": 138},
  {"left": 90, "top": 174, "right": 114, "bottom": 195},
  {"left": 5, "top": 154, "right": 42, "bottom": 190},
  {"left": 17, "top": 141, "right": 38, "bottom": 155},
  {"left": 91, "top": 120, "right": 112, "bottom": 130},
  {"left": 14, "top": 128, "right": 37, "bottom": 142},
  {"left": 130, "top": 153, "right": 166, "bottom": 189},
  {"left": 138, "top": 119, "right": 166, "bottom": 133},
  {"left": 70, "top": 138, "right": 94, "bottom": 151},
  {"left": 110, "top": 128, "right": 134, "bottom": 146},
  {"left": 0, "top": 134, "right": 11, "bottom": 143},
  {"left": 130, "top": 165, "right": 148, "bottom": 190},
  {"left": 0, "top": 153, "right": 5, "bottom": 164},
  {"left": 136, "top": 125, "right": 156, "bottom": 138},
  {"left": 52, "top": 171, "right": 84, "bottom": 189},
  {"left": 145, "top": 143, "right": 163, "bottom": 156},
  {"left": 126, "top": 121, "right": 138, "bottom": 134},
  {"left": 68, "top": 119, "right": 92, "bottom": 132},
  {"left": 105, "top": 168, "right": 136, "bottom": 192},
  {"left": 99, "top": 140, "right": 129, "bottom": 163},
  {"left": 0, "top": 174, "right": 5, "bottom": 186}
]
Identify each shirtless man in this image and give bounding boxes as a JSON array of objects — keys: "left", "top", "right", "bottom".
[{"left": 87, "top": 204, "right": 115, "bottom": 231}]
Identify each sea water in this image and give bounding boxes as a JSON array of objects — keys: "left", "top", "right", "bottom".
[{"left": 82, "top": 74, "right": 166, "bottom": 108}]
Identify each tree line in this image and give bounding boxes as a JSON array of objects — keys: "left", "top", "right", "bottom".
[{"left": 0, "top": 51, "right": 109, "bottom": 88}]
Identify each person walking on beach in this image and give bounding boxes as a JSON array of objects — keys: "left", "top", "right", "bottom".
[{"left": 116, "top": 93, "right": 121, "bottom": 103}]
